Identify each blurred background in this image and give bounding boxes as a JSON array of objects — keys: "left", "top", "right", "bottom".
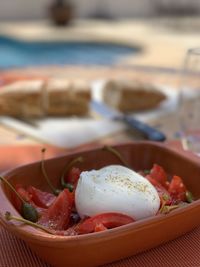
[
  {"left": 0, "top": 0, "right": 200, "bottom": 150},
  {"left": 0, "top": 0, "right": 200, "bottom": 69},
  {"left": 0, "top": 0, "right": 200, "bottom": 20}
]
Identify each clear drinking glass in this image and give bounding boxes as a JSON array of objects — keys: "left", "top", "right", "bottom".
[{"left": 178, "top": 48, "right": 200, "bottom": 154}]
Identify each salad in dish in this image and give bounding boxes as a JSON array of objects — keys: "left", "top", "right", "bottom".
[{"left": 1, "top": 146, "right": 194, "bottom": 236}]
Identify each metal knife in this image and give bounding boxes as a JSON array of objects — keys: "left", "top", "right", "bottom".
[{"left": 91, "top": 100, "right": 166, "bottom": 142}]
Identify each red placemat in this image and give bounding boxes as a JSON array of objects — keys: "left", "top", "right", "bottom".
[
  {"left": 1, "top": 224, "right": 200, "bottom": 267},
  {"left": 0, "top": 145, "right": 200, "bottom": 267}
]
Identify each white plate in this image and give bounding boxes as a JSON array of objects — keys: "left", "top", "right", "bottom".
[{"left": 92, "top": 80, "right": 179, "bottom": 122}]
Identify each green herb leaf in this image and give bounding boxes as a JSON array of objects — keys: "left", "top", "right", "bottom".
[
  {"left": 159, "top": 205, "right": 179, "bottom": 214},
  {"left": 162, "top": 193, "right": 170, "bottom": 201},
  {"left": 143, "top": 169, "right": 150, "bottom": 175},
  {"left": 186, "top": 191, "right": 194, "bottom": 203}
]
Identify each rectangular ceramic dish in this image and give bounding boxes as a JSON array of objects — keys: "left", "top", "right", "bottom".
[{"left": 0, "top": 141, "right": 200, "bottom": 267}]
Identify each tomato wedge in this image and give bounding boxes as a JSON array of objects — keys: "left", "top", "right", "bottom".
[
  {"left": 68, "top": 167, "right": 81, "bottom": 185},
  {"left": 146, "top": 175, "right": 172, "bottom": 206},
  {"left": 149, "top": 164, "right": 168, "bottom": 188},
  {"left": 11, "top": 185, "right": 46, "bottom": 217},
  {"left": 38, "top": 189, "right": 73, "bottom": 230},
  {"left": 12, "top": 184, "right": 32, "bottom": 212},
  {"left": 94, "top": 223, "right": 107, "bottom": 232},
  {"left": 77, "top": 213, "right": 134, "bottom": 234},
  {"left": 168, "top": 175, "right": 187, "bottom": 202},
  {"left": 27, "top": 186, "right": 56, "bottom": 209}
]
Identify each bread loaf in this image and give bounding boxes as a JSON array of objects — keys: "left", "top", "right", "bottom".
[
  {"left": 46, "top": 79, "right": 91, "bottom": 116},
  {"left": 103, "top": 80, "right": 166, "bottom": 113},
  {"left": 0, "top": 80, "right": 45, "bottom": 117},
  {"left": 0, "top": 79, "right": 91, "bottom": 117}
]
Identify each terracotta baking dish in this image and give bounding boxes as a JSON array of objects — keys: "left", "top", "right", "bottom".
[{"left": 0, "top": 141, "right": 200, "bottom": 267}]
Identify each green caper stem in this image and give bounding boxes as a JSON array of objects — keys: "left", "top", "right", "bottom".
[
  {"left": 0, "top": 176, "right": 25, "bottom": 204},
  {"left": 103, "top": 146, "right": 130, "bottom": 168},
  {"left": 41, "top": 148, "right": 60, "bottom": 196},
  {"left": 61, "top": 156, "right": 83, "bottom": 189},
  {"left": 5, "top": 211, "right": 53, "bottom": 234}
]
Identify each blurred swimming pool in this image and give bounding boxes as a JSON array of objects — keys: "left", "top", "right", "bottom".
[{"left": 0, "top": 36, "right": 140, "bottom": 68}]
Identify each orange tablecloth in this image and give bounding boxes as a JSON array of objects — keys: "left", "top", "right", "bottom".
[{"left": 0, "top": 145, "right": 200, "bottom": 267}]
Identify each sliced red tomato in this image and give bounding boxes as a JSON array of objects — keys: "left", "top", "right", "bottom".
[
  {"left": 77, "top": 213, "right": 134, "bottom": 235},
  {"left": 146, "top": 175, "right": 172, "bottom": 206},
  {"left": 67, "top": 167, "right": 81, "bottom": 185},
  {"left": 94, "top": 223, "right": 107, "bottom": 232},
  {"left": 27, "top": 186, "right": 56, "bottom": 209},
  {"left": 12, "top": 184, "right": 32, "bottom": 212},
  {"left": 149, "top": 164, "right": 168, "bottom": 188},
  {"left": 38, "top": 189, "right": 73, "bottom": 230},
  {"left": 146, "top": 175, "right": 162, "bottom": 188},
  {"left": 168, "top": 175, "right": 187, "bottom": 202},
  {"left": 12, "top": 184, "right": 46, "bottom": 217}
]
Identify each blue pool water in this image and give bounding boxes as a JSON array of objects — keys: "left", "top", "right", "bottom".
[{"left": 0, "top": 36, "right": 139, "bottom": 68}]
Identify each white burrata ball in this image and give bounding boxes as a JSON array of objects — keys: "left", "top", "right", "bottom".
[{"left": 75, "top": 165, "right": 160, "bottom": 220}]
